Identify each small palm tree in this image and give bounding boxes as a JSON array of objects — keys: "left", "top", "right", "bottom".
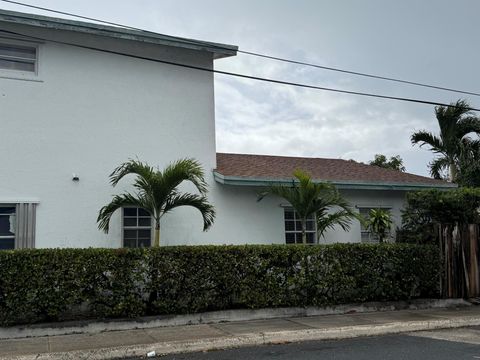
[
  {"left": 366, "top": 209, "right": 392, "bottom": 243},
  {"left": 411, "top": 99, "right": 480, "bottom": 181},
  {"left": 258, "top": 170, "right": 358, "bottom": 244},
  {"left": 97, "top": 159, "right": 215, "bottom": 247}
]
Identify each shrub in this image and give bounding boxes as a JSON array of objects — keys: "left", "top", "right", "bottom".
[
  {"left": 398, "top": 188, "right": 480, "bottom": 244},
  {"left": 0, "top": 244, "right": 441, "bottom": 326}
]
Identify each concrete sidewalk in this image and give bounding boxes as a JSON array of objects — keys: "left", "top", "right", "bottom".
[{"left": 2, "top": 306, "right": 480, "bottom": 360}]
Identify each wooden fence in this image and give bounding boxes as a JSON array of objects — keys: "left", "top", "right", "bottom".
[{"left": 438, "top": 224, "right": 480, "bottom": 299}]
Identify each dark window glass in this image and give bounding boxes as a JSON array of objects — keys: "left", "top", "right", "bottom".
[
  {"left": 295, "top": 221, "right": 302, "bottom": 230},
  {"left": 295, "top": 233, "right": 303, "bottom": 244},
  {"left": 138, "top": 217, "right": 151, "bottom": 227},
  {"left": 0, "top": 45, "right": 36, "bottom": 59},
  {"left": 284, "top": 210, "right": 294, "bottom": 220},
  {"left": 306, "top": 233, "right": 315, "bottom": 244},
  {"left": 123, "top": 217, "right": 137, "bottom": 227},
  {"left": 124, "top": 208, "right": 137, "bottom": 216},
  {"left": 124, "top": 238, "right": 136, "bottom": 248},
  {"left": 0, "top": 207, "right": 15, "bottom": 237},
  {"left": 0, "top": 58, "right": 34, "bottom": 71},
  {"left": 138, "top": 229, "right": 151, "bottom": 238},
  {"left": 124, "top": 229, "right": 136, "bottom": 239},
  {"left": 285, "top": 221, "right": 295, "bottom": 231},
  {"left": 138, "top": 208, "right": 150, "bottom": 216},
  {"left": 285, "top": 233, "right": 295, "bottom": 244},
  {"left": 0, "top": 238, "right": 14, "bottom": 249},
  {"left": 306, "top": 221, "right": 315, "bottom": 231},
  {"left": 138, "top": 238, "right": 151, "bottom": 248}
]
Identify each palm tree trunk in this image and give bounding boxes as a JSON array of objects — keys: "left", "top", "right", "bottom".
[
  {"left": 449, "top": 163, "right": 457, "bottom": 182},
  {"left": 301, "top": 219, "right": 307, "bottom": 245},
  {"left": 153, "top": 220, "right": 160, "bottom": 247}
]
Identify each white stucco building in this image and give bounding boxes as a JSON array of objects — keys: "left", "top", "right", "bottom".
[{"left": 0, "top": 9, "right": 455, "bottom": 249}]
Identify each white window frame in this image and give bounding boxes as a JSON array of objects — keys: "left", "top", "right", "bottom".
[
  {"left": 122, "top": 207, "right": 153, "bottom": 248},
  {"left": 0, "top": 37, "right": 41, "bottom": 81},
  {"left": 283, "top": 207, "right": 317, "bottom": 245}
]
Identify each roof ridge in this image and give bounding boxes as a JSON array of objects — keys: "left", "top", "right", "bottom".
[
  {"left": 215, "top": 152, "right": 452, "bottom": 185},
  {"left": 217, "top": 152, "right": 348, "bottom": 162}
]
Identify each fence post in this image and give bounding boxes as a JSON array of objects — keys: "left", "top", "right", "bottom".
[{"left": 468, "top": 224, "right": 479, "bottom": 297}]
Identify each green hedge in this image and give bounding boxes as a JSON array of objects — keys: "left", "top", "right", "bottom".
[{"left": 0, "top": 244, "right": 441, "bottom": 326}]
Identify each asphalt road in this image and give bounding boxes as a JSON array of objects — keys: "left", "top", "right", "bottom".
[{"left": 138, "top": 328, "right": 480, "bottom": 360}]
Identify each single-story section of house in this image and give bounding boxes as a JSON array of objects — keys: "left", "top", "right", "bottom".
[{"left": 212, "top": 153, "right": 456, "bottom": 244}]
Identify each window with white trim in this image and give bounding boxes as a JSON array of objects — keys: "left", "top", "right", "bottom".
[
  {"left": 284, "top": 208, "right": 316, "bottom": 244},
  {"left": 358, "top": 207, "right": 392, "bottom": 243},
  {"left": 359, "top": 207, "right": 378, "bottom": 243},
  {"left": 0, "top": 203, "right": 36, "bottom": 249},
  {"left": 123, "top": 207, "right": 152, "bottom": 248},
  {"left": 0, "top": 206, "right": 16, "bottom": 250},
  {"left": 0, "top": 43, "right": 37, "bottom": 73}
]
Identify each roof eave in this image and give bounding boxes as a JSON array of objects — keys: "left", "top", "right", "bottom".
[
  {"left": 213, "top": 172, "right": 458, "bottom": 191},
  {"left": 0, "top": 9, "right": 238, "bottom": 59}
]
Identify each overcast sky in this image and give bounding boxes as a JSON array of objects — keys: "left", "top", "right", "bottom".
[{"left": 2, "top": 0, "right": 480, "bottom": 176}]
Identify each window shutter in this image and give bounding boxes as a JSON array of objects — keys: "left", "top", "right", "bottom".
[{"left": 15, "top": 203, "right": 36, "bottom": 249}]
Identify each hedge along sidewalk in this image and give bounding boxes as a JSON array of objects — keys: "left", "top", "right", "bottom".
[
  {"left": 0, "top": 298, "right": 469, "bottom": 340},
  {"left": 0, "top": 244, "right": 441, "bottom": 326}
]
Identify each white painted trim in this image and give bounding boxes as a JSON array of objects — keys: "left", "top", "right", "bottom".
[
  {"left": 0, "top": 199, "right": 40, "bottom": 204},
  {"left": 0, "top": 37, "right": 42, "bottom": 81},
  {"left": 355, "top": 204, "right": 392, "bottom": 209},
  {"left": 0, "top": 75, "right": 43, "bottom": 82}
]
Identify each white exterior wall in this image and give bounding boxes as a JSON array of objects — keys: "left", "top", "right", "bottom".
[
  {"left": 0, "top": 23, "right": 407, "bottom": 248},
  {"left": 204, "top": 186, "right": 406, "bottom": 245},
  {"left": 0, "top": 24, "right": 218, "bottom": 248},
  {"left": 321, "top": 189, "right": 406, "bottom": 244}
]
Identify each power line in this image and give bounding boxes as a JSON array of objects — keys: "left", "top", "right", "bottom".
[
  {"left": 237, "top": 50, "right": 480, "bottom": 97},
  {"left": 1, "top": 0, "right": 480, "bottom": 98},
  {"left": 2, "top": 29, "right": 480, "bottom": 112}
]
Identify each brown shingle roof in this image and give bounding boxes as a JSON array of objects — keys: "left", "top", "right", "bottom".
[{"left": 215, "top": 153, "right": 454, "bottom": 187}]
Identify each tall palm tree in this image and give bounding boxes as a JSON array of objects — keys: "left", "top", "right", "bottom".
[
  {"left": 258, "top": 170, "right": 358, "bottom": 244},
  {"left": 97, "top": 159, "right": 215, "bottom": 247},
  {"left": 457, "top": 139, "right": 480, "bottom": 187},
  {"left": 411, "top": 99, "right": 480, "bottom": 181}
]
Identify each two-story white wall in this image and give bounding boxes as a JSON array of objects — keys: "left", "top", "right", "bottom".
[
  {"left": 0, "top": 10, "right": 456, "bottom": 249},
  {"left": 0, "top": 9, "right": 238, "bottom": 248}
]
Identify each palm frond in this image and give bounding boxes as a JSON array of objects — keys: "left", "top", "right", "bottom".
[
  {"left": 411, "top": 131, "right": 444, "bottom": 152},
  {"left": 109, "top": 159, "right": 156, "bottom": 188},
  {"left": 160, "top": 158, "right": 209, "bottom": 196},
  {"left": 316, "top": 210, "right": 359, "bottom": 239},
  {"left": 97, "top": 193, "right": 151, "bottom": 233},
  {"left": 429, "top": 157, "right": 450, "bottom": 179},
  {"left": 456, "top": 116, "right": 480, "bottom": 139},
  {"left": 258, "top": 182, "right": 301, "bottom": 208},
  {"left": 258, "top": 170, "right": 357, "bottom": 241},
  {"left": 163, "top": 193, "right": 216, "bottom": 231}
]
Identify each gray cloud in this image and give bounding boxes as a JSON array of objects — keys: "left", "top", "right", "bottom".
[{"left": 2, "top": 0, "right": 479, "bottom": 176}]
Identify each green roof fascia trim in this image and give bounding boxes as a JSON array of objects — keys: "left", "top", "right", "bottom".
[
  {"left": 0, "top": 9, "right": 238, "bottom": 59},
  {"left": 213, "top": 171, "right": 458, "bottom": 191}
]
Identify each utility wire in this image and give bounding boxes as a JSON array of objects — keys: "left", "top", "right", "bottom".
[
  {"left": 2, "top": 29, "right": 480, "bottom": 112},
  {"left": 1, "top": 0, "right": 480, "bottom": 98}
]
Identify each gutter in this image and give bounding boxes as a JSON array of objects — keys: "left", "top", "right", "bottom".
[
  {"left": 0, "top": 9, "right": 238, "bottom": 59},
  {"left": 213, "top": 171, "right": 457, "bottom": 191}
]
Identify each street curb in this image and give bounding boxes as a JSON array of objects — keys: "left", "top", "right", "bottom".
[
  {"left": 5, "top": 315, "right": 480, "bottom": 360},
  {"left": 0, "top": 298, "right": 469, "bottom": 340}
]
